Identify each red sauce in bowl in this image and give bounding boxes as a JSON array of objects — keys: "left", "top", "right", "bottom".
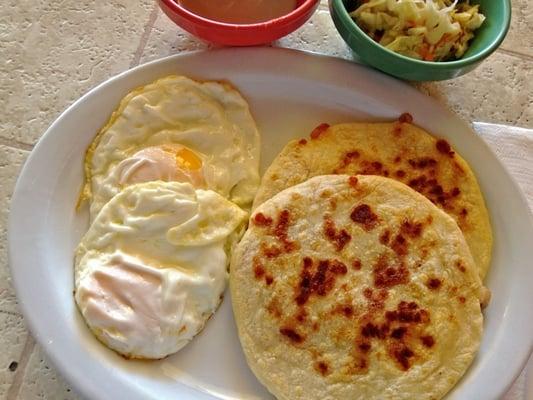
[{"left": 177, "top": 0, "right": 298, "bottom": 24}]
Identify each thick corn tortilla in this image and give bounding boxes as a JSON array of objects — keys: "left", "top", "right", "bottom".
[
  {"left": 253, "top": 121, "right": 492, "bottom": 279},
  {"left": 232, "top": 175, "right": 483, "bottom": 400}
]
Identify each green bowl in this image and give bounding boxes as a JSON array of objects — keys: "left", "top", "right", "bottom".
[{"left": 329, "top": 0, "right": 511, "bottom": 81}]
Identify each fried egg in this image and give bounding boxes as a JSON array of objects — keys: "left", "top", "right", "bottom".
[
  {"left": 75, "top": 181, "right": 247, "bottom": 359},
  {"left": 81, "top": 75, "right": 260, "bottom": 220}
]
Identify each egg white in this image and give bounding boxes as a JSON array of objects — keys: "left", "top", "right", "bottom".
[
  {"left": 82, "top": 75, "right": 260, "bottom": 221},
  {"left": 74, "top": 181, "right": 247, "bottom": 359}
]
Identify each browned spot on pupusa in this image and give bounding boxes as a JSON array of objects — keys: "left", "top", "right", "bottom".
[
  {"left": 310, "top": 123, "right": 330, "bottom": 139},
  {"left": 373, "top": 255, "right": 409, "bottom": 289},
  {"left": 351, "top": 204, "right": 379, "bottom": 231},
  {"left": 436, "top": 139, "right": 455, "bottom": 157},
  {"left": 279, "top": 326, "right": 305, "bottom": 343},
  {"left": 273, "top": 209, "right": 298, "bottom": 253},
  {"left": 267, "top": 297, "right": 282, "bottom": 318},
  {"left": 426, "top": 278, "right": 442, "bottom": 290},
  {"left": 334, "top": 151, "right": 360, "bottom": 173},
  {"left": 314, "top": 361, "right": 330, "bottom": 376},
  {"left": 252, "top": 212, "right": 272, "bottom": 227},
  {"left": 295, "top": 258, "right": 348, "bottom": 306},
  {"left": 323, "top": 216, "right": 352, "bottom": 251}
]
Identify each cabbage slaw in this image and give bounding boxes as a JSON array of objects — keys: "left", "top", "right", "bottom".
[{"left": 350, "top": 0, "right": 485, "bottom": 61}]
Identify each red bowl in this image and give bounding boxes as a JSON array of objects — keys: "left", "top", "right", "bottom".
[{"left": 157, "top": 0, "right": 321, "bottom": 46}]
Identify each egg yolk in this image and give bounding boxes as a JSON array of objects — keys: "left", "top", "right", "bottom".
[
  {"left": 162, "top": 145, "right": 202, "bottom": 171},
  {"left": 117, "top": 145, "right": 205, "bottom": 187}
]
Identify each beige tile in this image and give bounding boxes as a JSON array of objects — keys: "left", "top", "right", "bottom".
[
  {"left": 275, "top": 8, "right": 354, "bottom": 60},
  {"left": 500, "top": 0, "right": 533, "bottom": 57},
  {"left": 0, "top": 312, "right": 30, "bottom": 397},
  {"left": 139, "top": 8, "right": 210, "bottom": 64},
  {"left": 0, "top": 146, "right": 30, "bottom": 314},
  {"left": 415, "top": 51, "right": 533, "bottom": 128},
  {"left": 0, "top": 0, "right": 155, "bottom": 146},
  {"left": 16, "top": 344, "right": 80, "bottom": 400}
]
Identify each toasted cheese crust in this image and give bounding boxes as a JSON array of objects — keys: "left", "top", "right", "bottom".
[
  {"left": 232, "top": 175, "right": 483, "bottom": 400},
  {"left": 253, "top": 120, "right": 492, "bottom": 279}
]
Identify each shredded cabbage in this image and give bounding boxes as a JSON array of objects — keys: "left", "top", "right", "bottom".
[{"left": 350, "top": 0, "right": 485, "bottom": 61}]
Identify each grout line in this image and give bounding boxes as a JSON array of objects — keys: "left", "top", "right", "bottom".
[
  {"left": 497, "top": 47, "right": 533, "bottom": 62},
  {"left": 0, "top": 137, "right": 34, "bottom": 152},
  {"left": 0, "top": 310, "right": 22, "bottom": 317},
  {"left": 129, "top": 3, "right": 160, "bottom": 68},
  {"left": 6, "top": 334, "right": 36, "bottom": 400}
]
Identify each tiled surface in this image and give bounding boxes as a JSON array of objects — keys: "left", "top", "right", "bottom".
[
  {"left": 0, "top": 147, "right": 29, "bottom": 314},
  {"left": 16, "top": 346, "right": 80, "bottom": 400},
  {"left": 1, "top": 0, "right": 532, "bottom": 398},
  {"left": 500, "top": 0, "right": 533, "bottom": 58},
  {"left": 0, "top": 0, "right": 155, "bottom": 146},
  {"left": 416, "top": 51, "right": 533, "bottom": 127}
]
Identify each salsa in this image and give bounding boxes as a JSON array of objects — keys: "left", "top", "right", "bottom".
[{"left": 178, "top": 0, "right": 299, "bottom": 24}]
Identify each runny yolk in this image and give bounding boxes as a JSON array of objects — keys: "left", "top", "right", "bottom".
[{"left": 174, "top": 147, "right": 202, "bottom": 170}]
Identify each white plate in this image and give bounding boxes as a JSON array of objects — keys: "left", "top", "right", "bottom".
[{"left": 8, "top": 48, "right": 533, "bottom": 400}]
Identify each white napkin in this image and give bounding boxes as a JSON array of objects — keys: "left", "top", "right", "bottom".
[{"left": 473, "top": 122, "right": 533, "bottom": 400}]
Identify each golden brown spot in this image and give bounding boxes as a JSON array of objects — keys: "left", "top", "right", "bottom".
[
  {"left": 320, "top": 189, "right": 333, "bottom": 198},
  {"left": 426, "top": 278, "right": 442, "bottom": 290},
  {"left": 253, "top": 261, "right": 265, "bottom": 279},
  {"left": 391, "top": 344, "right": 415, "bottom": 370},
  {"left": 455, "top": 260, "right": 467, "bottom": 273},
  {"left": 390, "top": 234, "right": 408, "bottom": 256},
  {"left": 358, "top": 342, "right": 371, "bottom": 353},
  {"left": 392, "top": 121, "right": 403, "bottom": 136},
  {"left": 351, "top": 204, "right": 378, "bottom": 231},
  {"left": 348, "top": 175, "right": 358, "bottom": 188},
  {"left": 385, "top": 301, "right": 430, "bottom": 324},
  {"left": 391, "top": 327, "right": 407, "bottom": 339},
  {"left": 408, "top": 157, "right": 437, "bottom": 169},
  {"left": 394, "top": 156, "right": 402, "bottom": 164},
  {"left": 261, "top": 243, "right": 282, "bottom": 258},
  {"left": 352, "top": 259, "right": 362, "bottom": 270},
  {"left": 401, "top": 220, "right": 424, "bottom": 238},
  {"left": 398, "top": 112, "right": 413, "bottom": 123},
  {"left": 335, "top": 152, "right": 360, "bottom": 174},
  {"left": 310, "top": 123, "right": 330, "bottom": 139},
  {"left": 252, "top": 212, "right": 272, "bottom": 226},
  {"left": 436, "top": 139, "right": 454, "bottom": 157},
  {"left": 395, "top": 170, "right": 406, "bottom": 178},
  {"left": 274, "top": 209, "right": 297, "bottom": 253},
  {"left": 280, "top": 327, "right": 305, "bottom": 343},
  {"left": 265, "top": 275, "right": 274, "bottom": 285},
  {"left": 334, "top": 304, "right": 355, "bottom": 318},
  {"left": 298, "top": 138, "right": 308, "bottom": 145},
  {"left": 458, "top": 296, "right": 466, "bottom": 304},
  {"left": 323, "top": 217, "right": 352, "bottom": 251},
  {"left": 373, "top": 256, "right": 409, "bottom": 289},
  {"left": 361, "top": 322, "right": 389, "bottom": 339},
  {"left": 295, "top": 308, "right": 307, "bottom": 322},
  {"left": 314, "top": 361, "right": 330, "bottom": 376},
  {"left": 379, "top": 230, "right": 390, "bottom": 245},
  {"left": 421, "top": 335, "right": 435, "bottom": 348},
  {"left": 267, "top": 297, "right": 282, "bottom": 318},
  {"left": 295, "top": 258, "right": 348, "bottom": 306}
]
